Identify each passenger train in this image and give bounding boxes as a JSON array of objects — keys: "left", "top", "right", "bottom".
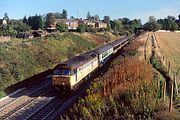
[{"left": 52, "top": 34, "right": 135, "bottom": 94}]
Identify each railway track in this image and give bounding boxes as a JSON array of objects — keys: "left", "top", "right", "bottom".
[
  {"left": 25, "top": 97, "right": 65, "bottom": 120},
  {"left": 4, "top": 89, "right": 55, "bottom": 120},
  {"left": 0, "top": 84, "right": 52, "bottom": 120},
  {"left": 0, "top": 78, "right": 51, "bottom": 109}
]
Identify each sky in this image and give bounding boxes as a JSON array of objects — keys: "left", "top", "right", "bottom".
[{"left": 0, "top": 0, "right": 180, "bottom": 23}]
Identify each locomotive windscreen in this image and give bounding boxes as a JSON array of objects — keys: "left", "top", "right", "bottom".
[{"left": 53, "top": 69, "right": 71, "bottom": 75}]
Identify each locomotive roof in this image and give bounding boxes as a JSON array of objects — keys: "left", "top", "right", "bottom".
[
  {"left": 54, "top": 51, "right": 97, "bottom": 69},
  {"left": 111, "top": 36, "right": 129, "bottom": 47},
  {"left": 94, "top": 44, "right": 113, "bottom": 54}
]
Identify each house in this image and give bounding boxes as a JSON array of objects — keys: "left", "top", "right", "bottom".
[
  {"left": 95, "top": 21, "right": 107, "bottom": 29},
  {"left": 0, "top": 19, "right": 7, "bottom": 25},
  {"left": 17, "top": 32, "right": 34, "bottom": 39},
  {"left": 31, "top": 30, "right": 46, "bottom": 37},
  {"left": 56, "top": 19, "right": 79, "bottom": 30},
  {"left": 46, "top": 19, "right": 79, "bottom": 30},
  {"left": 79, "top": 20, "right": 96, "bottom": 28}
]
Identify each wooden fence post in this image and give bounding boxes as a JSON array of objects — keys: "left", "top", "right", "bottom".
[
  {"left": 174, "top": 75, "right": 178, "bottom": 95},
  {"left": 169, "top": 79, "right": 174, "bottom": 113},
  {"left": 163, "top": 81, "right": 166, "bottom": 102},
  {"left": 167, "top": 62, "right": 171, "bottom": 74}
]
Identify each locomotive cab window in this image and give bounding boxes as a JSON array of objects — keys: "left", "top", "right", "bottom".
[{"left": 53, "top": 69, "right": 71, "bottom": 75}]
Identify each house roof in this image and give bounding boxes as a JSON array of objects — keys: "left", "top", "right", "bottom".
[{"left": 55, "top": 19, "right": 79, "bottom": 23}]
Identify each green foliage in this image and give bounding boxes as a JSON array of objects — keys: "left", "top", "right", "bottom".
[
  {"left": 28, "top": 15, "right": 44, "bottom": 30},
  {"left": 157, "top": 17, "right": 179, "bottom": 31},
  {"left": 144, "top": 16, "right": 160, "bottom": 31},
  {"left": 56, "top": 22, "right": 68, "bottom": 32},
  {"left": 0, "top": 19, "right": 31, "bottom": 37},
  {"left": 9, "top": 20, "right": 31, "bottom": 33},
  {"left": 110, "top": 18, "right": 141, "bottom": 35},
  {"left": 0, "top": 24, "right": 17, "bottom": 37},
  {"left": 0, "top": 33, "right": 98, "bottom": 91},
  {"left": 23, "top": 16, "right": 28, "bottom": 24},
  {"left": 86, "top": 11, "right": 91, "bottom": 20},
  {"left": 86, "top": 27, "right": 98, "bottom": 33},
  {"left": 77, "top": 24, "right": 87, "bottom": 33},
  {"left": 46, "top": 13, "right": 56, "bottom": 28},
  {"left": 103, "top": 16, "right": 110, "bottom": 23},
  {"left": 0, "top": 91, "right": 6, "bottom": 98},
  {"left": 62, "top": 9, "right": 68, "bottom": 19}
]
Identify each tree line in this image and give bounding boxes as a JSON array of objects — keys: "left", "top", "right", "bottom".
[
  {"left": 144, "top": 15, "right": 180, "bottom": 32},
  {"left": 1, "top": 10, "right": 179, "bottom": 37}
]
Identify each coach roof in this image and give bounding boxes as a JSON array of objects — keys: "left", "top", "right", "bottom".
[
  {"left": 94, "top": 44, "right": 113, "bottom": 54},
  {"left": 55, "top": 51, "right": 97, "bottom": 69},
  {"left": 111, "top": 36, "right": 129, "bottom": 47}
]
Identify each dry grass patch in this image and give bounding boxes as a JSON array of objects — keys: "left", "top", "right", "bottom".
[{"left": 155, "top": 32, "right": 180, "bottom": 83}]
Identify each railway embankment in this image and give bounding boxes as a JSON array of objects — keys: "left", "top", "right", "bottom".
[
  {"left": 0, "top": 32, "right": 118, "bottom": 98},
  {"left": 60, "top": 32, "right": 170, "bottom": 119}
]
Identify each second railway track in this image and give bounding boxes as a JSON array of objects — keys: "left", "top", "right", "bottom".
[{"left": 0, "top": 83, "right": 52, "bottom": 120}]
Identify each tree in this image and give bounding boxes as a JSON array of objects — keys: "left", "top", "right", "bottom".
[
  {"left": 23, "top": 16, "right": 28, "bottom": 24},
  {"left": 54, "top": 12, "right": 63, "bottom": 19},
  {"left": 77, "top": 24, "right": 87, "bottom": 33},
  {"left": 62, "top": 9, "right": 67, "bottom": 19},
  {"left": 121, "top": 18, "right": 130, "bottom": 25},
  {"left": 9, "top": 20, "right": 30, "bottom": 33},
  {"left": 27, "top": 15, "right": 44, "bottom": 30},
  {"left": 143, "top": 16, "right": 160, "bottom": 31},
  {"left": 170, "top": 21, "right": 178, "bottom": 31},
  {"left": 56, "top": 21, "right": 68, "bottom": 32},
  {"left": 103, "top": 16, "right": 110, "bottom": 23},
  {"left": 129, "top": 19, "right": 142, "bottom": 32},
  {"left": 38, "top": 15, "right": 44, "bottom": 30},
  {"left": 46, "top": 13, "right": 56, "bottom": 28},
  {"left": 0, "top": 25, "right": 17, "bottom": 37},
  {"left": 110, "top": 20, "right": 124, "bottom": 33},
  {"left": 3, "top": 13, "right": 9, "bottom": 22},
  {"left": 87, "top": 11, "right": 91, "bottom": 20},
  {"left": 157, "top": 15, "right": 179, "bottom": 31},
  {"left": 70, "top": 16, "right": 75, "bottom": 20},
  {"left": 94, "top": 14, "right": 100, "bottom": 21}
]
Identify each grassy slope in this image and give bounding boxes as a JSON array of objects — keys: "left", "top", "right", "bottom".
[
  {"left": 155, "top": 32, "right": 180, "bottom": 83},
  {"left": 0, "top": 32, "right": 118, "bottom": 92}
]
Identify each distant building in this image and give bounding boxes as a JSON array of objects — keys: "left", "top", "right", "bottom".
[
  {"left": 79, "top": 20, "right": 96, "bottom": 28},
  {"left": 31, "top": 30, "right": 46, "bottom": 37},
  {"left": 95, "top": 21, "right": 107, "bottom": 29},
  {"left": 46, "top": 18, "right": 108, "bottom": 31},
  {"left": 17, "top": 32, "right": 34, "bottom": 39},
  {"left": 47, "top": 19, "right": 79, "bottom": 30},
  {"left": 0, "top": 19, "right": 7, "bottom": 25},
  {"left": 56, "top": 19, "right": 79, "bottom": 30}
]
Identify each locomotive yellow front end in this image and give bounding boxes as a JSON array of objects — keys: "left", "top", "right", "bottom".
[{"left": 52, "top": 68, "right": 74, "bottom": 94}]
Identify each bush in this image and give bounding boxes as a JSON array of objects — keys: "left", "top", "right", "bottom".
[
  {"left": 56, "top": 22, "right": 68, "bottom": 32},
  {"left": 0, "top": 91, "right": 6, "bottom": 98}
]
